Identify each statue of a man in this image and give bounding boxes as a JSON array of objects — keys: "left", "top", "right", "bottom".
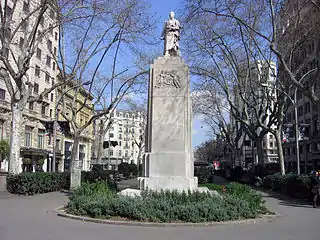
[{"left": 161, "top": 11, "right": 181, "bottom": 57}]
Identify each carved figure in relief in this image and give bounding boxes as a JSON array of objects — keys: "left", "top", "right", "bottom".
[
  {"left": 161, "top": 11, "right": 181, "bottom": 57},
  {"left": 155, "top": 71, "right": 181, "bottom": 88}
]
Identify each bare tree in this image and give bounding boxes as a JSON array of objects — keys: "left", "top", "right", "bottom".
[
  {"left": 0, "top": 0, "right": 87, "bottom": 174},
  {"left": 194, "top": 139, "right": 219, "bottom": 163},
  {"left": 192, "top": 86, "right": 244, "bottom": 167},
  {"left": 183, "top": 0, "right": 288, "bottom": 174},
  {"left": 55, "top": 0, "right": 153, "bottom": 189}
]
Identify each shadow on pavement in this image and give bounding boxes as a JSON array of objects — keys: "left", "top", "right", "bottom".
[{"left": 258, "top": 188, "right": 314, "bottom": 209}]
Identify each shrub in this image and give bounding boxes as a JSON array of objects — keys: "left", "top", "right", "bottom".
[
  {"left": 262, "top": 173, "right": 312, "bottom": 199},
  {"left": 118, "top": 162, "right": 138, "bottom": 178},
  {"left": 194, "top": 166, "right": 212, "bottom": 184},
  {"left": 6, "top": 169, "right": 118, "bottom": 195},
  {"left": 6, "top": 172, "right": 69, "bottom": 195},
  {"left": 22, "top": 158, "right": 32, "bottom": 165},
  {"left": 67, "top": 182, "right": 269, "bottom": 223}
]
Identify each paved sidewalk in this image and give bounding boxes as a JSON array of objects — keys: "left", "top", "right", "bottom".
[{"left": 0, "top": 184, "right": 319, "bottom": 240}]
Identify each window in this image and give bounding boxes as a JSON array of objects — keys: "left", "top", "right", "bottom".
[
  {"left": 270, "top": 141, "right": 273, "bottom": 148},
  {"left": 38, "top": 129, "right": 45, "bottom": 149},
  {"left": 0, "top": 89, "right": 5, "bottom": 100},
  {"left": 47, "top": 40, "right": 52, "bottom": 51},
  {"left": 38, "top": 30, "right": 43, "bottom": 42},
  {"left": 40, "top": 16, "right": 44, "bottom": 26},
  {"left": 34, "top": 83, "right": 39, "bottom": 94},
  {"left": 21, "top": 21, "right": 27, "bottom": 30},
  {"left": 23, "top": 1, "right": 29, "bottom": 13},
  {"left": 118, "top": 141, "right": 122, "bottom": 146},
  {"left": 50, "top": 93, "right": 54, "bottom": 102},
  {"left": 35, "top": 65, "right": 40, "bottom": 77},
  {"left": 5, "top": 6, "right": 13, "bottom": 19},
  {"left": 52, "top": 61, "right": 56, "bottom": 71},
  {"left": 19, "top": 37, "right": 24, "bottom": 49},
  {"left": 29, "top": 102, "right": 34, "bottom": 110},
  {"left": 49, "top": 24, "right": 53, "bottom": 35},
  {"left": 36, "top": 48, "right": 42, "bottom": 59},
  {"left": 41, "top": 104, "right": 46, "bottom": 115},
  {"left": 307, "top": 102, "right": 311, "bottom": 113},
  {"left": 25, "top": 127, "right": 32, "bottom": 147},
  {"left": 118, "top": 150, "right": 122, "bottom": 156},
  {"left": 3, "top": 28, "right": 11, "bottom": 39},
  {"left": 298, "top": 106, "right": 303, "bottom": 116},
  {"left": 50, "top": 9, "right": 55, "bottom": 19},
  {"left": 2, "top": 48, "right": 9, "bottom": 58},
  {"left": 54, "top": 47, "right": 57, "bottom": 56},
  {"left": 125, "top": 151, "right": 128, "bottom": 157},
  {"left": 119, "top": 134, "right": 122, "bottom": 140},
  {"left": 55, "top": 32, "right": 58, "bottom": 41},
  {"left": 119, "top": 127, "right": 122, "bottom": 132},
  {"left": 109, "top": 133, "right": 114, "bottom": 138},
  {"left": 45, "top": 73, "right": 50, "bottom": 82},
  {"left": 46, "top": 55, "right": 51, "bottom": 67},
  {"left": 0, "top": 121, "right": 3, "bottom": 139},
  {"left": 50, "top": 109, "right": 53, "bottom": 117}
]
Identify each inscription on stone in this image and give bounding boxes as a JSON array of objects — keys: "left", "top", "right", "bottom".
[{"left": 155, "top": 70, "right": 181, "bottom": 88}]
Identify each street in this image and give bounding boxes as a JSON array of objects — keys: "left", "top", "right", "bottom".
[{"left": 0, "top": 178, "right": 319, "bottom": 240}]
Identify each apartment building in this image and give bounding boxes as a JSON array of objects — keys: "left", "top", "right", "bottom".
[
  {"left": 233, "top": 61, "right": 278, "bottom": 167},
  {"left": 92, "top": 109, "right": 145, "bottom": 168},
  {"left": 54, "top": 80, "right": 94, "bottom": 172},
  {"left": 278, "top": 0, "right": 320, "bottom": 172},
  {"left": 0, "top": 1, "right": 59, "bottom": 172}
]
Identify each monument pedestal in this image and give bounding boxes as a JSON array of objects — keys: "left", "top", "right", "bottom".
[{"left": 138, "top": 56, "right": 198, "bottom": 191}]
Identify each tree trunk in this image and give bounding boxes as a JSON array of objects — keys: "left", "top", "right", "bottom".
[
  {"left": 256, "top": 138, "right": 265, "bottom": 166},
  {"left": 9, "top": 104, "right": 23, "bottom": 174},
  {"left": 275, "top": 128, "right": 286, "bottom": 176},
  {"left": 96, "top": 124, "right": 104, "bottom": 164},
  {"left": 70, "top": 135, "right": 81, "bottom": 190}
]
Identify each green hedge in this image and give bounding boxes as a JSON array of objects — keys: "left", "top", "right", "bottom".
[
  {"left": 194, "top": 166, "right": 213, "bottom": 184},
  {"left": 118, "top": 162, "right": 138, "bottom": 178},
  {"left": 6, "top": 169, "right": 118, "bottom": 195},
  {"left": 262, "top": 173, "right": 312, "bottom": 199},
  {"left": 201, "top": 182, "right": 267, "bottom": 213},
  {"left": 67, "top": 181, "right": 269, "bottom": 223},
  {"left": 6, "top": 172, "right": 70, "bottom": 195}
]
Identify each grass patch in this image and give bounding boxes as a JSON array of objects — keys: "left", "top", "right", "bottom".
[{"left": 66, "top": 182, "right": 269, "bottom": 223}]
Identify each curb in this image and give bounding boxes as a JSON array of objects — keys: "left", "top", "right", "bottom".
[{"left": 54, "top": 206, "right": 281, "bottom": 228}]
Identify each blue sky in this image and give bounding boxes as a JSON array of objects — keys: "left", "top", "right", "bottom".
[{"left": 147, "top": 0, "right": 212, "bottom": 148}]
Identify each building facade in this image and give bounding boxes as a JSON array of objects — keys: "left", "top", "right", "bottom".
[
  {"left": 233, "top": 61, "right": 278, "bottom": 167},
  {"left": 279, "top": 0, "right": 320, "bottom": 173},
  {"left": 54, "top": 81, "right": 94, "bottom": 172},
  {"left": 0, "top": 0, "right": 59, "bottom": 172},
  {"left": 92, "top": 109, "right": 145, "bottom": 169}
]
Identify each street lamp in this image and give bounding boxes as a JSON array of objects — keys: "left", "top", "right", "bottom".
[
  {"left": 261, "top": 83, "right": 300, "bottom": 174},
  {"left": 52, "top": 81, "right": 91, "bottom": 172}
]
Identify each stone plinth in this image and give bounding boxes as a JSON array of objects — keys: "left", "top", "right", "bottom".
[{"left": 138, "top": 56, "right": 197, "bottom": 191}]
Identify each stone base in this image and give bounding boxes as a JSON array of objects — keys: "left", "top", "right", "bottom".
[{"left": 138, "top": 176, "right": 198, "bottom": 191}]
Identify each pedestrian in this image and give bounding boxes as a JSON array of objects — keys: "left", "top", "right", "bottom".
[{"left": 310, "top": 171, "right": 320, "bottom": 208}]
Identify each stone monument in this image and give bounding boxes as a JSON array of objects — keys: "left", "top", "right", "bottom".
[{"left": 138, "top": 11, "right": 198, "bottom": 191}]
